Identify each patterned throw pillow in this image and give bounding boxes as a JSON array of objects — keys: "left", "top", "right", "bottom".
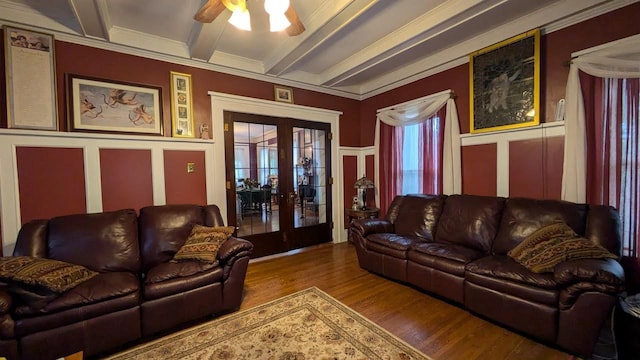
[
  {"left": 0, "top": 256, "right": 98, "bottom": 293},
  {"left": 508, "top": 222, "right": 618, "bottom": 273},
  {"left": 173, "top": 225, "right": 235, "bottom": 263}
]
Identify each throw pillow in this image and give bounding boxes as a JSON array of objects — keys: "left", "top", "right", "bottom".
[
  {"left": 0, "top": 256, "right": 98, "bottom": 293},
  {"left": 508, "top": 222, "right": 617, "bottom": 273},
  {"left": 173, "top": 225, "right": 235, "bottom": 263}
]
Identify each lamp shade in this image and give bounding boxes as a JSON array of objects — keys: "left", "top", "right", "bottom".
[{"left": 354, "top": 176, "right": 374, "bottom": 189}]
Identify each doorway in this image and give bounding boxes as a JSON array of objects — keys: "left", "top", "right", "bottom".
[{"left": 224, "top": 112, "right": 332, "bottom": 258}]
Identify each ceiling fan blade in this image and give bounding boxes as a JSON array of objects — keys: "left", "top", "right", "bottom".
[
  {"left": 285, "top": 5, "right": 305, "bottom": 36},
  {"left": 194, "top": 0, "right": 227, "bottom": 23}
]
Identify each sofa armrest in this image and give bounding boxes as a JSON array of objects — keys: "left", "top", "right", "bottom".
[
  {"left": 0, "top": 288, "right": 15, "bottom": 339},
  {"left": 218, "top": 237, "right": 253, "bottom": 265},
  {"left": 554, "top": 258, "right": 625, "bottom": 291},
  {"left": 350, "top": 219, "right": 394, "bottom": 238}
]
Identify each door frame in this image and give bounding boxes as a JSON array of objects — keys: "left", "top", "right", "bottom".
[{"left": 209, "top": 92, "right": 343, "bottom": 243}]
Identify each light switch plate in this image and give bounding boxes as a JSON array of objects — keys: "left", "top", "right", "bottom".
[{"left": 187, "top": 162, "right": 195, "bottom": 173}]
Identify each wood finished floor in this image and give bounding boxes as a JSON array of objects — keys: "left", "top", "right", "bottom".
[{"left": 241, "top": 242, "right": 574, "bottom": 360}]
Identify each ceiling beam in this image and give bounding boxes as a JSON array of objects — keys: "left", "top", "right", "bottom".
[
  {"left": 67, "top": 0, "right": 110, "bottom": 40},
  {"left": 318, "top": 0, "right": 492, "bottom": 87},
  {"left": 188, "top": 17, "right": 228, "bottom": 62}
]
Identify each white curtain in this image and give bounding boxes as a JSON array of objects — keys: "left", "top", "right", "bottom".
[
  {"left": 562, "top": 34, "right": 640, "bottom": 202},
  {"left": 374, "top": 89, "right": 461, "bottom": 203}
]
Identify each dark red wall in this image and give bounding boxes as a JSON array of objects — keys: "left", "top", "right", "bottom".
[
  {"left": 343, "top": 155, "right": 357, "bottom": 228},
  {"left": 462, "top": 144, "right": 497, "bottom": 196},
  {"left": 360, "top": 3, "right": 640, "bottom": 144},
  {"left": 49, "top": 42, "right": 361, "bottom": 147},
  {"left": 100, "top": 148, "right": 153, "bottom": 212},
  {"left": 163, "top": 150, "right": 207, "bottom": 205},
  {"left": 16, "top": 147, "right": 86, "bottom": 223}
]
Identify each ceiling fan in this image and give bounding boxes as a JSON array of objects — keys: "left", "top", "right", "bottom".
[{"left": 194, "top": 0, "right": 305, "bottom": 36}]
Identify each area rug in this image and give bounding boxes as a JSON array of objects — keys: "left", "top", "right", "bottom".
[{"left": 106, "top": 287, "right": 430, "bottom": 359}]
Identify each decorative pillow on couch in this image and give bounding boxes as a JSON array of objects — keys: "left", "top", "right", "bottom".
[
  {"left": 508, "top": 222, "right": 618, "bottom": 273},
  {"left": 0, "top": 256, "right": 98, "bottom": 293},
  {"left": 173, "top": 225, "right": 235, "bottom": 263}
]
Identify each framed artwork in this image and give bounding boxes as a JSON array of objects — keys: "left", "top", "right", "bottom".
[
  {"left": 469, "top": 29, "right": 540, "bottom": 133},
  {"left": 67, "top": 74, "right": 163, "bottom": 135},
  {"left": 170, "top": 71, "right": 195, "bottom": 138},
  {"left": 4, "top": 26, "right": 58, "bottom": 130},
  {"left": 274, "top": 85, "right": 293, "bottom": 103}
]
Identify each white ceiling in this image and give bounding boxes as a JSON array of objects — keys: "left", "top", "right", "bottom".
[{"left": 0, "top": 0, "right": 635, "bottom": 99}]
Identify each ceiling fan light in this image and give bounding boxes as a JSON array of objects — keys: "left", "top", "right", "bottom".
[
  {"left": 228, "top": 8, "right": 251, "bottom": 31},
  {"left": 264, "top": 0, "right": 290, "bottom": 15},
  {"left": 269, "top": 13, "right": 290, "bottom": 32}
]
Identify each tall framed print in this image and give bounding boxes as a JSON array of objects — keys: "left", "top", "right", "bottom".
[
  {"left": 170, "top": 71, "right": 195, "bottom": 138},
  {"left": 470, "top": 29, "right": 540, "bottom": 133},
  {"left": 4, "top": 26, "right": 58, "bottom": 130}
]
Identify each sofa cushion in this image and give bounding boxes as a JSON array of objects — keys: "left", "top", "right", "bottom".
[
  {"left": 13, "top": 272, "right": 139, "bottom": 317},
  {"left": 366, "top": 233, "right": 416, "bottom": 258},
  {"left": 14, "top": 273, "right": 140, "bottom": 338},
  {"left": 508, "top": 222, "right": 617, "bottom": 273},
  {"left": 409, "top": 242, "right": 484, "bottom": 276},
  {"left": 393, "top": 195, "right": 445, "bottom": 241},
  {"left": 465, "top": 271, "right": 559, "bottom": 306},
  {"left": 434, "top": 195, "right": 505, "bottom": 253},
  {"left": 410, "top": 242, "right": 485, "bottom": 263},
  {"left": 48, "top": 209, "right": 141, "bottom": 273},
  {"left": 145, "top": 261, "right": 219, "bottom": 284},
  {"left": 0, "top": 256, "right": 97, "bottom": 294},
  {"left": 173, "top": 225, "right": 234, "bottom": 263},
  {"left": 140, "top": 205, "right": 223, "bottom": 271},
  {"left": 493, "top": 198, "right": 588, "bottom": 255},
  {"left": 143, "top": 266, "right": 224, "bottom": 300},
  {"left": 466, "top": 256, "right": 558, "bottom": 289}
]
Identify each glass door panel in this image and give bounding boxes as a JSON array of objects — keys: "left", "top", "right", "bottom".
[
  {"left": 234, "top": 122, "right": 279, "bottom": 237},
  {"left": 293, "top": 127, "right": 327, "bottom": 228}
]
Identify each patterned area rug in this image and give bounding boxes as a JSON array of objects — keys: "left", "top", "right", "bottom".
[{"left": 106, "top": 287, "right": 430, "bottom": 359}]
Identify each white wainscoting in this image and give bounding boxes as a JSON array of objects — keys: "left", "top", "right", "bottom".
[
  {"left": 460, "top": 121, "right": 565, "bottom": 197},
  {"left": 0, "top": 129, "right": 215, "bottom": 255}
]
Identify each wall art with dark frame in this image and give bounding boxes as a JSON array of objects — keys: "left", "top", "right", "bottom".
[
  {"left": 469, "top": 29, "right": 540, "bottom": 133},
  {"left": 4, "top": 26, "right": 58, "bottom": 130},
  {"left": 66, "top": 74, "right": 163, "bottom": 136}
]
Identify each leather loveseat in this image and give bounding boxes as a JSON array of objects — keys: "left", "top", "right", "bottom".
[
  {"left": 351, "top": 194, "right": 625, "bottom": 357},
  {"left": 0, "top": 204, "right": 253, "bottom": 360}
]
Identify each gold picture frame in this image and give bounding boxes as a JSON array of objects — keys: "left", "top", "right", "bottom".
[
  {"left": 274, "top": 85, "right": 294, "bottom": 103},
  {"left": 170, "top": 71, "right": 195, "bottom": 138},
  {"left": 4, "top": 26, "right": 58, "bottom": 130},
  {"left": 469, "top": 29, "right": 540, "bottom": 133}
]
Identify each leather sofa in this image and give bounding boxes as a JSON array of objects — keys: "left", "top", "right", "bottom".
[
  {"left": 351, "top": 194, "right": 625, "bottom": 357},
  {"left": 0, "top": 204, "right": 253, "bottom": 360}
]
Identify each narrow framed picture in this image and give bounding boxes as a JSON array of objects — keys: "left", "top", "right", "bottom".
[
  {"left": 4, "top": 26, "right": 58, "bottom": 130},
  {"left": 469, "top": 29, "right": 540, "bottom": 133},
  {"left": 67, "top": 74, "right": 163, "bottom": 135},
  {"left": 274, "top": 85, "right": 294, "bottom": 103},
  {"left": 170, "top": 71, "right": 195, "bottom": 138}
]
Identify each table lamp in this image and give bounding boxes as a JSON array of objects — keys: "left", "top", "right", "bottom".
[{"left": 354, "top": 175, "right": 375, "bottom": 210}]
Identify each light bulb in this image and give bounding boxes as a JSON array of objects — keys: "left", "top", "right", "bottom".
[
  {"left": 264, "top": 0, "right": 290, "bottom": 15},
  {"left": 228, "top": 8, "right": 251, "bottom": 31}
]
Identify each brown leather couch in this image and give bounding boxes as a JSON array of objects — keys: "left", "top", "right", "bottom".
[
  {"left": 0, "top": 204, "right": 253, "bottom": 360},
  {"left": 351, "top": 194, "right": 625, "bottom": 357}
]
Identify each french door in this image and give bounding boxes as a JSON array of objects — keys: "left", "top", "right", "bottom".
[{"left": 224, "top": 111, "right": 332, "bottom": 258}]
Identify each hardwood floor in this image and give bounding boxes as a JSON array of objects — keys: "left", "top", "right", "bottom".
[{"left": 241, "top": 242, "right": 574, "bottom": 360}]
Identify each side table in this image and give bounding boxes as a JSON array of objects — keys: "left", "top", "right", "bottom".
[{"left": 346, "top": 207, "right": 380, "bottom": 243}]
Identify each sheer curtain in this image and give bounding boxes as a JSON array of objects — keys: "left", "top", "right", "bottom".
[
  {"left": 563, "top": 34, "right": 640, "bottom": 260},
  {"left": 375, "top": 89, "right": 461, "bottom": 213}
]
